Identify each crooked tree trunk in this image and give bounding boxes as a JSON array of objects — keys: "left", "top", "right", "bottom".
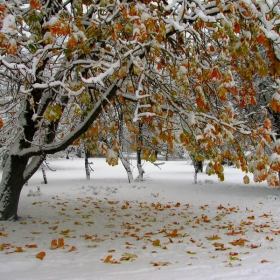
[
  {"left": 0, "top": 81, "right": 119, "bottom": 220},
  {"left": 0, "top": 154, "right": 44, "bottom": 220},
  {"left": 0, "top": 156, "right": 27, "bottom": 220}
]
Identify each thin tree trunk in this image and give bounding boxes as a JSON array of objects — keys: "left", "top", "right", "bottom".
[
  {"left": 119, "top": 152, "right": 133, "bottom": 183},
  {"left": 191, "top": 156, "right": 203, "bottom": 184},
  {"left": 84, "top": 144, "right": 90, "bottom": 180},
  {"left": 194, "top": 170, "right": 198, "bottom": 184},
  {"left": 165, "top": 148, "right": 169, "bottom": 161},
  {"left": 117, "top": 105, "right": 133, "bottom": 183},
  {"left": 136, "top": 123, "right": 144, "bottom": 181},
  {"left": 41, "top": 164, "right": 47, "bottom": 184}
]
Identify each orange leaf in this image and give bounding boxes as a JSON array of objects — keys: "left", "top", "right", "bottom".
[
  {"left": 250, "top": 244, "right": 261, "bottom": 249},
  {"left": 104, "top": 255, "right": 113, "bottom": 263},
  {"left": 58, "top": 238, "right": 65, "bottom": 248},
  {"left": 150, "top": 261, "right": 170, "bottom": 266},
  {"left": 68, "top": 246, "right": 77, "bottom": 252},
  {"left": 234, "top": 22, "right": 240, "bottom": 34},
  {"left": 170, "top": 229, "right": 178, "bottom": 237},
  {"left": 14, "top": 247, "right": 24, "bottom": 252},
  {"left": 51, "top": 239, "right": 57, "bottom": 249},
  {"left": 25, "top": 244, "right": 38, "bottom": 248},
  {"left": 30, "top": 0, "right": 42, "bottom": 10},
  {"left": 36, "top": 251, "right": 46, "bottom": 260}
]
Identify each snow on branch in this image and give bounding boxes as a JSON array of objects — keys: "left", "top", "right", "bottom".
[
  {"left": 17, "top": 80, "right": 121, "bottom": 158},
  {"left": 80, "top": 60, "right": 120, "bottom": 87}
]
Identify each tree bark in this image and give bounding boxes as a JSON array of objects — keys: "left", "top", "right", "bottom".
[
  {"left": 0, "top": 154, "right": 44, "bottom": 220},
  {"left": 191, "top": 156, "right": 203, "bottom": 184},
  {"left": 41, "top": 164, "right": 47, "bottom": 184},
  {"left": 117, "top": 105, "right": 133, "bottom": 183},
  {"left": 136, "top": 123, "right": 144, "bottom": 181},
  {"left": 119, "top": 152, "right": 133, "bottom": 183},
  {"left": 85, "top": 144, "right": 90, "bottom": 180}
]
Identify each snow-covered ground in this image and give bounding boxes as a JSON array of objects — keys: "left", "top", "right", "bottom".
[{"left": 1, "top": 158, "right": 280, "bottom": 280}]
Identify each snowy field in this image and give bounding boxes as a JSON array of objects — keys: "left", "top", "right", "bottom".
[{"left": 1, "top": 158, "right": 280, "bottom": 280}]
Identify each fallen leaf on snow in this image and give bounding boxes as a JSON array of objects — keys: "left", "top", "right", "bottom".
[
  {"left": 36, "top": 251, "right": 46, "bottom": 260},
  {"left": 25, "top": 244, "right": 38, "bottom": 248}
]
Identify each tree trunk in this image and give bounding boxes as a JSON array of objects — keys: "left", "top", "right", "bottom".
[
  {"left": 41, "top": 164, "right": 48, "bottom": 184},
  {"left": 194, "top": 170, "right": 198, "bottom": 184},
  {"left": 85, "top": 144, "right": 90, "bottom": 180},
  {"left": 191, "top": 156, "right": 203, "bottom": 184},
  {"left": 117, "top": 105, "right": 133, "bottom": 183},
  {"left": 119, "top": 152, "right": 133, "bottom": 183},
  {"left": 136, "top": 123, "right": 144, "bottom": 181},
  {"left": 0, "top": 155, "right": 30, "bottom": 220},
  {"left": 165, "top": 148, "right": 169, "bottom": 161}
]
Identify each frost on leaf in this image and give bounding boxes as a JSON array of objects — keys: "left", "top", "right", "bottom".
[
  {"left": 44, "top": 104, "right": 63, "bottom": 122},
  {"left": 120, "top": 252, "right": 138, "bottom": 261},
  {"left": 270, "top": 92, "right": 280, "bottom": 112},
  {"left": 106, "top": 149, "right": 118, "bottom": 166}
]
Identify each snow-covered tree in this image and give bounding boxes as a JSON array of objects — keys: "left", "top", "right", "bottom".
[{"left": 0, "top": 0, "right": 280, "bottom": 220}]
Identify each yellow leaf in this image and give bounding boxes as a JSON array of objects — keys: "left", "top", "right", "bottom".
[
  {"left": 228, "top": 238, "right": 249, "bottom": 246},
  {"left": 243, "top": 175, "right": 250, "bottom": 184},
  {"left": 187, "top": 251, "right": 196, "bottom": 254},
  {"left": 120, "top": 252, "right": 138, "bottom": 261},
  {"left": 206, "top": 235, "right": 221, "bottom": 241},
  {"left": 108, "top": 249, "right": 115, "bottom": 253},
  {"left": 152, "top": 239, "right": 160, "bottom": 246},
  {"left": 48, "top": 226, "right": 58, "bottom": 230}
]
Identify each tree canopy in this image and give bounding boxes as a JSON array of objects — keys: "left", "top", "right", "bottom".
[{"left": 0, "top": 0, "right": 280, "bottom": 219}]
